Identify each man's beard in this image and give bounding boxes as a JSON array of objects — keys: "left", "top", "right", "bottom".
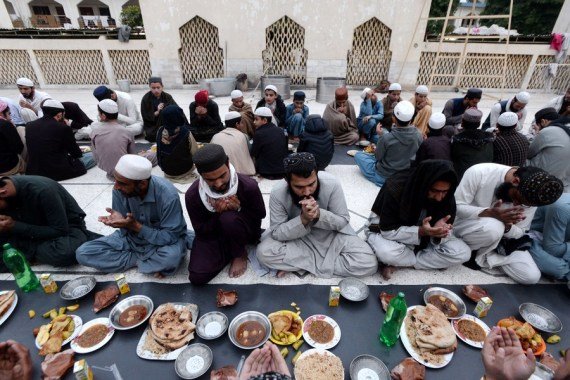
[
  {"left": 288, "top": 180, "right": 320, "bottom": 206},
  {"left": 495, "top": 182, "right": 514, "bottom": 203},
  {"left": 210, "top": 181, "right": 229, "bottom": 195},
  {"left": 23, "top": 90, "right": 33, "bottom": 99}
]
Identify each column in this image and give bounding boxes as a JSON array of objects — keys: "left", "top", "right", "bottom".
[
  {"left": 99, "top": 0, "right": 129, "bottom": 27},
  {"left": 0, "top": 1, "right": 13, "bottom": 28},
  {"left": 8, "top": 0, "right": 33, "bottom": 28},
  {"left": 55, "top": 0, "right": 81, "bottom": 29}
]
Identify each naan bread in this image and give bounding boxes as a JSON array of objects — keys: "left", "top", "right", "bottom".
[
  {"left": 408, "top": 305, "right": 457, "bottom": 355},
  {"left": 147, "top": 304, "right": 196, "bottom": 351},
  {"left": 0, "top": 291, "right": 15, "bottom": 317}
]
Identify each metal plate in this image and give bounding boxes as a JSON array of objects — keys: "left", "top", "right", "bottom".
[
  {"left": 174, "top": 343, "right": 213, "bottom": 379},
  {"left": 0, "top": 291, "right": 17, "bottom": 326},
  {"left": 109, "top": 295, "right": 154, "bottom": 331},
  {"left": 195, "top": 311, "right": 228, "bottom": 340},
  {"left": 228, "top": 311, "right": 271, "bottom": 350},
  {"left": 423, "top": 287, "right": 466, "bottom": 319},
  {"left": 519, "top": 303, "right": 563, "bottom": 333},
  {"left": 59, "top": 276, "right": 96, "bottom": 300},
  {"left": 302, "top": 314, "right": 341, "bottom": 350},
  {"left": 339, "top": 278, "right": 369, "bottom": 302},
  {"left": 350, "top": 354, "right": 390, "bottom": 380}
]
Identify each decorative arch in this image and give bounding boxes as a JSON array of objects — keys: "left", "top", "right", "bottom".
[
  {"left": 346, "top": 17, "right": 392, "bottom": 86},
  {"left": 179, "top": 16, "right": 223, "bottom": 84},
  {"left": 262, "top": 16, "right": 308, "bottom": 85}
]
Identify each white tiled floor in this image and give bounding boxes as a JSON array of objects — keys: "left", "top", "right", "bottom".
[{"left": 0, "top": 87, "right": 560, "bottom": 286}]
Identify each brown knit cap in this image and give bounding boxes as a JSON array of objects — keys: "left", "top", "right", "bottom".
[
  {"left": 518, "top": 167, "right": 563, "bottom": 206},
  {"left": 335, "top": 87, "right": 348, "bottom": 101}
]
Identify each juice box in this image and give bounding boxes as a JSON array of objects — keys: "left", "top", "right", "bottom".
[
  {"left": 115, "top": 274, "right": 130, "bottom": 295},
  {"left": 40, "top": 273, "right": 57, "bottom": 294},
  {"left": 73, "top": 359, "right": 93, "bottom": 380},
  {"left": 329, "top": 286, "right": 340, "bottom": 307},
  {"left": 474, "top": 296, "right": 493, "bottom": 318}
]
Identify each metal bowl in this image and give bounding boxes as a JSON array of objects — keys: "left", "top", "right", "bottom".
[
  {"left": 60, "top": 276, "right": 96, "bottom": 300},
  {"left": 339, "top": 278, "right": 369, "bottom": 302},
  {"left": 196, "top": 311, "right": 228, "bottom": 340},
  {"left": 519, "top": 303, "right": 563, "bottom": 333},
  {"left": 228, "top": 311, "right": 271, "bottom": 350},
  {"left": 174, "top": 343, "right": 213, "bottom": 379},
  {"left": 350, "top": 354, "right": 391, "bottom": 380},
  {"left": 423, "top": 287, "right": 466, "bottom": 319},
  {"left": 108, "top": 295, "right": 154, "bottom": 331}
]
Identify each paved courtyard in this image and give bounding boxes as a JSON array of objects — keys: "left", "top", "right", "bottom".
[{"left": 0, "top": 86, "right": 558, "bottom": 286}]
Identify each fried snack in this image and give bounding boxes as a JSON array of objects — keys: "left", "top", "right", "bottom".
[
  {"left": 270, "top": 313, "right": 292, "bottom": 335},
  {"left": 379, "top": 292, "right": 395, "bottom": 312},
  {"left": 216, "top": 289, "right": 238, "bottom": 307},
  {"left": 39, "top": 332, "right": 64, "bottom": 356},
  {"left": 462, "top": 285, "right": 490, "bottom": 303},
  {"left": 268, "top": 311, "right": 302, "bottom": 344},
  {"left": 210, "top": 366, "right": 237, "bottom": 380},
  {"left": 93, "top": 285, "right": 120, "bottom": 313},
  {"left": 0, "top": 291, "right": 15, "bottom": 317},
  {"left": 390, "top": 357, "right": 426, "bottom": 380},
  {"left": 41, "top": 349, "right": 75, "bottom": 379}
]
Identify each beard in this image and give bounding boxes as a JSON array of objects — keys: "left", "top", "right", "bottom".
[
  {"left": 495, "top": 182, "right": 514, "bottom": 203},
  {"left": 288, "top": 179, "right": 320, "bottom": 207},
  {"left": 210, "top": 181, "right": 229, "bottom": 195}
]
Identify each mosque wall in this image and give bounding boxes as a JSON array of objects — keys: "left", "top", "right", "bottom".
[{"left": 0, "top": 0, "right": 568, "bottom": 92}]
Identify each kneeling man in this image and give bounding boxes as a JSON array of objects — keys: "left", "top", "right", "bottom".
[
  {"left": 454, "top": 163, "right": 563, "bottom": 284},
  {"left": 185, "top": 144, "right": 266, "bottom": 284},
  {"left": 367, "top": 160, "right": 471, "bottom": 276},
  {"left": 76, "top": 155, "right": 188, "bottom": 277},
  {"left": 257, "top": 152, "right": 378, "bottom": 278}
]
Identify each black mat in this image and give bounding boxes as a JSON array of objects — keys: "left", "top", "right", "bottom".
[
  {"left": 1, "top": 282, "right": 568, "bottom": 379},
  {"left": 330, "top": 145, "right": 360, "bottom": 166}
]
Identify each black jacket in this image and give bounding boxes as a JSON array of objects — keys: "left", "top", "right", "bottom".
[
  {"left": 297, "top": 115, "right": 334, "bottom": 170},
  {"left": 256, "top": 96, "right": 287, "bottom": 129},
  {"left": 0, "top": 119, "right": 24, "bottom": 173},
  {"left": 189, "top": 99, "right": 224, "bottom": 142},
  {"left": 251, "top": 122, "right": 288, "bottom": 177},
  {"left": 451, "top": 129, "right": 494, "bottom": 179},
  {"left": 414, "top": 135, "right": 452, "bottom": 165},
  {"left": 140, "top": 91, "right": 178, "bottom": 142},
  {"left": 25, "top": 116, "right": 86, "bottom": 181}
]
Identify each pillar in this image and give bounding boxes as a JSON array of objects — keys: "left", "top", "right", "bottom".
[
  {"left": 99, "top": 0, "right": 128, "bottom": 27},
  {"left": 8, "top": 0, "right": 32, "bottom": 28},
  {"left": 55, "top": 0, "right": 81, "bottom": 28},
  {"left": 0, "top": 1, "right": 13, "bottom": 28}
]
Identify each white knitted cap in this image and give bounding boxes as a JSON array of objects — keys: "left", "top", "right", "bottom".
[
  {"left": 498, "top": 111, "right": 519, "bottom": 127},
  {"left": 16, "top": 77, "right": 34, "bottom": 87},
  {"left": 230, "top": 90, "right": 243, "bottom": 99},
  {"left": 254, "top": 107, "right": 273, "bottom": 118},
  {"left": 394, "top": 101, "right": 415, "bottom": 122},
  {"left": 98, "top": 99, "right": 118, "bottom": 113},
  {"left": 115, "top": 154, "right": 152, "bottom": 180},
  {"left": 416, "top": 85, "right": 429, "bottom": 95},
  {"left": 429, "top": 113, "right": 446, "bottom": 129},
  {"left": 224, "top": 111, "right": 241, "bottom": 121},
  {"left": 389, "top": 83, "right": 402, "bottom": 91}
]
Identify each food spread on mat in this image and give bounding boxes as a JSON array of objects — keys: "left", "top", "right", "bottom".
[
  {"left": 294, "top": 351, "right": 344, "bottom": 380},
  {"left": 93, "top": 285, "right": 120, "bottom": 313},
  {"left": 119, "top": 305, "right": 148, "bottom": 327},
  {"left": 216, "top": 289, "right": 238, "bottom": 307},
  {"left": 456, "top": 319, "right": 486, "bottom": 342},
  {"left": 36, "top": 314, "right": 77, "bottom": 356},
  {"left": 0, "top": 290, "right": 15, "bottom": 318},
  {"left": 497, "top": 317, "right": 546, "bottom": 355},
  {"left": 236, "top": 320, "right": 266, "bottom": 347},
  {"left": 307, "top": 319, "right": 334, "bottom": 344},
  {"left": 75, "top": 323, "right": 110, "bottom": 348},
  {"left": 269, "top": 310, "right": 303, "bottom": 345},
  {"left": 427, "top": 294, "right": 459, "bottom": 318},
  {"left": 143, "top": 303, "right": 196, "bottom": 355}
]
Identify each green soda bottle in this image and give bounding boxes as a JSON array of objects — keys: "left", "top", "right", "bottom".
[
  {"left": 2, "top": 243, "right": 40, "bottom": 292},
  {"left": 379, "top": 292, "right": 407, "bottom": 347}
]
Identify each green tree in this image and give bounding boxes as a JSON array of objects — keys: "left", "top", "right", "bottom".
[
  {"left": 480, "top": 0, "right": 563, "bottom": 35},
  {"left": 427, "top": 0, "right": 459, "bottom": 35},
  {"left": 120, "top": 5, "right": 143, "bottom": 28}
]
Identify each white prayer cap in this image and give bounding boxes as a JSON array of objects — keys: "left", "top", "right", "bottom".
[
  {"left": 393, "top": 100, "right": 415, "bottom": 122},
  {"left": 230, "top": 90, "right": 243, "bottom": 99},
  {"left": 498, "top": 111, "right": 519, "bottom": 127},
  {"left": 16, "top": 77, "right": 34, "bottom": 87},
  {"left": 264, "top": 85, "right": 278, "bottom": 94},
  {"left": 254, "top": 107, "right": 273, "bottom": 118},
  {"left": 515, "top": 91, "right": 530, "bottom": 104},
  {"left": 428, "top": 112, "right": 446, "bottom": 130},
  {"left": 42, "top": 99, "right": 64, "bottom": 110},
  {"left": 360, "top": 87, "right": 372, "bottom": 100},
  {"left": 115, "top": 154, "right": 152, "bottom": 180},
  {"left": 388, "top": 83, "right": 402, "bottom": 91},
  {"left": 416, "top": 85, "right": 429, "bottom": 95},
  {"left": 225, "top": 111, "right": 241, "bottom": 121},
  {"left": 98, "top": 99, "right": 118, "bottom": 114}
]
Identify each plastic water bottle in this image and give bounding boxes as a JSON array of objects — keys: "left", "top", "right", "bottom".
[
  {"left": 2, "top": 243, "right": 40, "bottom": 292},
  {"left": 379, "top": 292, "right": 407, "bottom": 347}
]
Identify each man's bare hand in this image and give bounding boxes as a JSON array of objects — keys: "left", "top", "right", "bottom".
[
  {"left": 299, "top": 197, "right": 319, "bottom": 225},
  {"left": 0, "top": 340, "right": 33, "bottom": 380},
  {"left": 419, "top": 216, "right": 450, "bottom": 238},
  {"left": 98, "top": 208, "right": 141, "bottom": 232},
  {"left": 0, "top": 215, "right": 15, "bottom": 233},
  {"left": 479, "top": 200, "right": 526, "bottom": 225}
]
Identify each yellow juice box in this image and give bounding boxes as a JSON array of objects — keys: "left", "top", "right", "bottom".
[
  {"left": 474, "top": 296, "right": 493, "bottom": 318},
  {"left": 40, "top": 273, "right": 57, "bottom": 294},
  {"left": 73, "top": 359, "right": 93, "bottom": 380},
  {"left": 115, "top": 274, "right": 130, "bottom": 295},
  {"left": 329, "top": 286, "right": 340, "bottom": 307}
]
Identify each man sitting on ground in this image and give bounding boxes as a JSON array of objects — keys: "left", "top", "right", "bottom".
[
  {"left": 493, "top": 112, "right": 529, "bottom": 167},
  {"left": 414, "top": 113, "right": 451, "bottom": 165},
  {"left": 91, "top": 99, "right": 153, "bottom": 180},
  {"left": 16, "top": 77, "right": 50, "bottom": 122},
  {"left": 0, "top": 96, "right": 24, "bottom": 126},
  {"left": 451, "top": 108, "right": 494, "bottom": 180},
  {"left": 0, "top": 176, "right": 99, "bottom": 271},
  {"left": 529, "top": 193, "right": 570, "bottom": 286},
  {"left": 379, "top": 83, "right": 402, "bottom": 132},
  {"left": 251, "top": 107, "right": 288, "bottom": 179},
  {"left": 185, "top": 144, "right": 265, "bottom": 284},
  {"left": 546, "top": 86, "right": 570, "bottom": 117},
  {"left": 410, "top": 85, "right": 433, "bottom": 137},
  {"left": 229, "top": 90, "right": 255, "bottom": 138},
  {"left": 357, "top": 87, "right": 383, "bottom": 144},
  {"left": 140, "top": 77, "right": 178, "bottom": 142},
  {"left": 528, "top": 108, "right": 570, "bottom": 192},
  {"left": 189, "top": 89, "right": 224, "bottom": 142},
  {"left": 77, "top": 85, "right": 143, "bottom": 139},
  {"left": 285, "top": 91, "right": 309, "bottom": 139},
  {"left": 257, "top": 152, "right": 378, "bottom": 278},
  {"left": 354, "top": 101, "right": 423, "bottom": 187},
  {"left": 256, "top": 85, "right": 287, "bottom": 129},
  {"left": 367, "top": 160, "right": 470, "bottom": 278},
  {"left": 76, "top": 155, "right": 188, "bottom": 277},
  {"left": 454, "top": 163, "right": 563, "bottom": 284},
  {"left": 442, "top": 88, "right": 482, "bottom": 134},
  {"left": 0, "top": 101, "right": 25, "bottom": 177},
  {"left": 211, "top": 111, "right": 255, "bottom": 176},
  {"left": 483, "top": 91, "right": 530, "bottom": 132},
  {"left": 297, "top": 114, "right": 334, "bottom": 171},
  {"left": 322, "top": 87, "right": 358, "bottom": 145},
  {"left": 25, "top": 99, "right": 94, "bottom": 181}
]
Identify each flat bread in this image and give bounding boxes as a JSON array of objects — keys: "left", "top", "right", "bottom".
[
  {"left": 407, "top": 305, "right": 457, "bottom": 355},
  {"left": 147, "top": 303, "right": 196, "bottom": 351},
  {"left": 0, "top": 291, "right": 15, "bottom": 317}
]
